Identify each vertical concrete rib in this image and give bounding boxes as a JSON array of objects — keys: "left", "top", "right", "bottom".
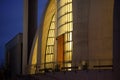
[
  {"left": 113, "top": 0, "right": 120, "bottom": 79},
  {"left": 23, "top": 0, "right": 37, "bottom": 74}
]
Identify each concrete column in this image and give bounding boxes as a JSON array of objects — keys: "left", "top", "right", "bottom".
[
  {"left": 113, "top": 0, "right": 120, "bottom": 80},
  {"left": 72, "top": 0, "right": 90, "bottom": 65},
  {"left": 23, "top": 0, "right": 37, "bottom": 74}
]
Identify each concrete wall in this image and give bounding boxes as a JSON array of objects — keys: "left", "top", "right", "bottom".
[
  {"left": 113, "top": 0, "right": 120, "bottom": 80},
  {"left": 73, "top": 0, "right": 89, "bottom": 65},
  {"left": 73, "top": 0, "right": 114, "bottom": 68},
  {"left": 88, "top": 0, "right": 113, "bottom": 68}
]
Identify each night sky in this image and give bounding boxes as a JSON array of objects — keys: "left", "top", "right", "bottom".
[{"left": 0, "top": 0, "right": 48, "bottom": 64}]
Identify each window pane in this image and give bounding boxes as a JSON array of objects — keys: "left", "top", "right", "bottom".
[
  {"left": 64, "top": 53, "right": 70, "bottom": 61},
  {"left": 50, "top": 22, "right": 55, "bottom": 29},
  {"left": 69, "top": 4, "right": 72, "bottom": 12},
  {"left": 64, "top": 52, "right": 72, "bottom": 61},
  {"left": 47, "top": 38, "right": 54, "bottom": 45},
  {"left": 46, "top": 46, "right": 49, "bottom": 53},
  {"left": 68, "top": 0, "right": 72, "bottom": 3},
  {"left": 59, "top": 0, "right": 66, "bottom": 7},
  {"left": 46, "top": 46, "right": 54, "bottom": 54},
  {"left": 58, "top": 25, "right": 67, "bottom": 36},
  {"left": 46, "top": 55, "right": 53, "bottom": 62},
  {"left": 65, "top": 42, "right": 73, "bottom": 51},
  {"left": 65, "top": 32, "right": 72, "bottom": 42},
  {"left": 48, "top": 30, "right": 55, "bottom": 37},
  {"left": 49, "top": 46, "right": 54, "bottom": 53},
  {"left": 58, "top": 14, "right": 67, "bottom": 27},
  {"left": 68, "top": 22, "right": 73, "bottom": 31}
]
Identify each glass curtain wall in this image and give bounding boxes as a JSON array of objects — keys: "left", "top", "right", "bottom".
[
  {"left": 57, "top": 0, "right": 73, "bottom": 68},
  {"left": 45, "top": 14, "right": 56, "bottom": 68}
]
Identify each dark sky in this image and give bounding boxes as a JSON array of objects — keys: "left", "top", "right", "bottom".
[{"left": 0, "top": 0, "right": 48, "bottom": 64}]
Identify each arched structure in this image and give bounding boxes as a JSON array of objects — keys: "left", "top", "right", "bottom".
[{"left": 28, "top": 0, "right": 114, "bottom": 74}]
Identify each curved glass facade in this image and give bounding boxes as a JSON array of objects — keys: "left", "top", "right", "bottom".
[
  {"left": 57, "top": 0, "right": 73, "bottom": 67},
  {"left": 45, "top": 14, "right": 56, "bottom": 68},
  {"left": 57, "top": 0, "right": 73, "bottom": 36}
]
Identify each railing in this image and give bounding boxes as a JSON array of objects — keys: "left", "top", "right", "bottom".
[{"left": 25, "top": 59, "right": 113, "bottom": 74}]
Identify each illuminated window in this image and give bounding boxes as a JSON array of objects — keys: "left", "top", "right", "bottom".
[
  {"left": 64, "top": 52, "right": 72, "bottom": 61},
  {"left": 65, "top": 42, "right": 73, "bottom": 51},
  {"left": 57, "top": 0, "right": 73, "bottom": 68},
  {"left": 45, "top": 14, "right": 56, "bottom": 68},
  {"left": 48, "top": 30, "right": 55, "bottom": 37},
  {"left": 65, "top": 32, "right": 72, "bottom": 41}
]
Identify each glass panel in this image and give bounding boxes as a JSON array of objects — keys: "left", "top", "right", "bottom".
[
  {"left": 65, "top": 34, "right": 67, "bottom": 42},
  {"left": 46, "top": 46, "right": 54, "bottom": 54},
  {"left": 49, "top": 46, "right": 54, "bottom": 53},
  {"left": 69, "top": 52, "right": 72, "bottom": 60},
  {"left": 65, "top": 32, "right": 72, "bottom": 42},
  {"left": 59, "top": 0, "right": 66, "bottom": 7},
  {"left": 46, "top": 55, "right": 53, "bottom": 63},
  {"left": 69, "top": 12, "right": 73, "bottom": 21},
  {"left": 58, "top": 13, "right": 72, "bottom": 28},
  {"left": 46, "top": 46, "right": 49, "bottom": 53},
  {"left": 68, "top": 0, "right": 72, "bottom": 3},
  {"left": 58, "top": 7, "right": 66, "bottom": 18},
  {"left": 45, "top": 14, "right": 56, "bottom": 69},
  {"left": 47, "top": 38, "right": 54, "bottom": 45},
  {"left": 69, "top": 4, "right": 72, "bottom": 12},
  {"left": 58, "top": 25, "right": 67, "bottom": 36},
  {"left": 57, "top": 0, "right": 73, "bottom": 66},
  {"left": 50, "top": 22, "right": 55, "bottom": 29},
  {"left": 68, "top": 22, "right": 73, "bottom": 31},
  {"left": 64, "top": 53, "right": 70, "bottom": 61},
  {"left": 69, "top": 32, "right": 72, "bottom": 41},
  {"left": 58, "top": 14, "right": 67, "bottom": 27},
  {"left": 48, "top": 30, "right": 55, "bottom": 37},
  {"left": 65, "top": 42, "right": 73, "bottom": 51},
  {"left": 58, "top": 3, "right": 72, "bottom": 16}
]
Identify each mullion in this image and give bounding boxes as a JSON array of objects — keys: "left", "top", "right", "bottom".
[
  {"left": 58, "top": 11, "right": 72, "bottom": 20},
  {"left": 58, "top": 21, "right": 73, "bottom": 29},
  {"left": 57, "top": 2, "right": 72, "bottom": 11}
]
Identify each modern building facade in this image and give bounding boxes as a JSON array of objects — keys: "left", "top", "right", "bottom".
[
  {"left": 22, "top": 0, "right": 120, "bottom": 80},
  {"left": 28, "top": 0, "right": 113, "bottom": 71}
]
